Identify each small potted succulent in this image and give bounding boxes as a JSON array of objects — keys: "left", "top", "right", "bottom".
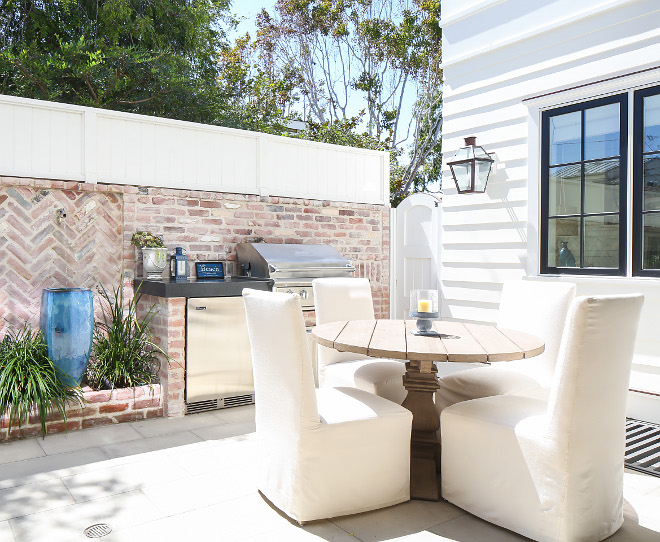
[{"left": 131, "top": 231, "right": 167, "bottom": 279}]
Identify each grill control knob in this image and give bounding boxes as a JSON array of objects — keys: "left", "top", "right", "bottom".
[{"left": 299, "top": 289, "right": 309, "bottom": 300}]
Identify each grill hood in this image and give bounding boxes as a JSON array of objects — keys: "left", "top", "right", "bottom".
[{"left": 236, "top": 243, "right": 355, "bottom": 280}]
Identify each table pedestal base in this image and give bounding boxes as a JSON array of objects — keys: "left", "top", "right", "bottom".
[{"left": 401, "top": 360, "right": 441, "bottom": 501}]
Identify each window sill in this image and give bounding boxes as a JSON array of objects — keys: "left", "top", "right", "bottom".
[{"left": 526, "top": 274, "right": 660, "bottom": 288}]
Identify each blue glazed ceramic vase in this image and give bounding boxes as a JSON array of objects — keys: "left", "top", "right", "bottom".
[{"left": 40, "top": 288, "right": 94, "bottom": 386}]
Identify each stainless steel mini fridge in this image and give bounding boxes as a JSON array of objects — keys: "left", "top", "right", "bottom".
[{"left": 185, "top": 297, "right": 254, "bottom": 413}]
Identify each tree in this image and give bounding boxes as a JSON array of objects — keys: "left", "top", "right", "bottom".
[
  {"left": 216, "top": 32, "right": 302, "bottom": 133},
  {"left": 0, "top": 0, "right": 231, "bottom": 123},
  {"left": 254, "top": 0, "right": 442, "bottom": 204}
]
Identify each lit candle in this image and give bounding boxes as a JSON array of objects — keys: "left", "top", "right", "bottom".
[{"left": 417, "top": 299, "right": 432, "bottom": 313}]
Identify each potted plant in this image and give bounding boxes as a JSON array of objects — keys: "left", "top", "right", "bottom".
[
  {"left": 131, "top": 231, "right": 167, "bottom": 279},
  {"left": 0, "top": 324, "right": 84, "bottom": 438},
  {"left": 86, "top": 283, "right": 167, "bottom": 390}
]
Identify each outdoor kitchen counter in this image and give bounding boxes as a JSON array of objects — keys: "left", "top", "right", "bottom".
[
  {"left": 134, "top": 277, "right": 273, "bottom": 417},
  {"left": 134, "top": 277, "right": 273, "bottom": 298}
]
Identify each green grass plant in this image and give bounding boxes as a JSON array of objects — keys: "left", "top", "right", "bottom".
[
  {"left": 0, "top": 324, "right": 83, "bottom": 438},
  {"left": 87, "top": 284, "right": 165, "bottom": 390}
]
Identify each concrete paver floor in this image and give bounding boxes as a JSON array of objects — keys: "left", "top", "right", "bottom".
[{"left": 1, "top": 405, "right": 660, "bottom": 542}]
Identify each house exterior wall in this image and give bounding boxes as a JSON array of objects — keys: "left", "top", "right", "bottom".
[{"left": 440, "top": 0, "right": 660, "bottom": 401}]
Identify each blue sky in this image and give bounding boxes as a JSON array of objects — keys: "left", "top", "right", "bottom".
[{"left": 229, "top": 1, "right": 276, "bottom": 40}]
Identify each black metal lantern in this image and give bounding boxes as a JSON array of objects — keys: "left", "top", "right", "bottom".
[{"left": 447, "top": 136, "right": 494, "bottom": 194}]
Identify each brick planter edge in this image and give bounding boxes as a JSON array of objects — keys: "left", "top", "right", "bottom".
[{"left": 0, "top": 384, "right": 163, "bottom": 442}]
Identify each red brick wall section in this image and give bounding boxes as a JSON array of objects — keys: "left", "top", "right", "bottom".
[
  {"left": 0, "top": 384, "right": 162, "bottom": 442},
  {"left": 138, "top": 295, "right": 186, "bottom": 417},
  {"left": 124, "top": 188, "right": 390, "bottom": 318},
  {"left": 0, "top": 177, "right": 390, "bottom": 329},
  {"left": 0, "top": 177, "right": 124, "bottom": 336}
]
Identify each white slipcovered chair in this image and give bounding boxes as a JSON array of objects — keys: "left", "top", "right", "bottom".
[
  {"left": 441, "top": 294, "right": 644, "bottom": 542},
  {"left": 242, "top": 288, "right": 413, "bottom": 524},
  {"left": 313, "top": 277, "right": 408, "bottom": 404},
  {"left": 435, "top": 280, "right": 577, "bottom": 412}
]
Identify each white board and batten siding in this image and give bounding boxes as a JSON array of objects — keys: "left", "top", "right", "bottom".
[
  {"left": 0, "top": 94, "right": 390, "bottom": 205},
  {"left": 441, "top": 0, "right": 660, "bottom": 415}
]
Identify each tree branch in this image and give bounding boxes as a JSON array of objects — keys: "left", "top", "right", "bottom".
[
  {"left": 11, "top": 59, "right": 48, "bottom": 96},
  {"left": 83, "top": 74, "right": 98, "bottom": 101}
]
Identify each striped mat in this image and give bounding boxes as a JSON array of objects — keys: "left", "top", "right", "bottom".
[{"left": 625, "top": 419, "right": 660, "bottom": 478}]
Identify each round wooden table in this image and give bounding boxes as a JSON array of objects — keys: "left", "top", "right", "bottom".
[{"left": 311, "top": 319, "right": 545, "bottom": 501}]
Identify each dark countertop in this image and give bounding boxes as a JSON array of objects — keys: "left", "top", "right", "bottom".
[{"left": 134, "top": 277, "right": 273, "bottom": 298}]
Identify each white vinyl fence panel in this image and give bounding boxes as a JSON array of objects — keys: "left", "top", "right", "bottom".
[
  {"left": 0, "top": 98, "right": 84, "bottom": 181},
  {"left": 95, "top": 114, "right": 259, "bottom": 193},
  {"left": 0, "top": 94, "right": 389, "bottom": 205}
]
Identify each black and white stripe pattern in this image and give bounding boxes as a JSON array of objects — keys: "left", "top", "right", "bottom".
[{"left": 626, "top": 419, "right": 660, "bottom": 478}]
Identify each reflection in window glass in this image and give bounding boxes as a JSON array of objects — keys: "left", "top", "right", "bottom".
[
  {"left": 549, "top": 165, "right": 581, "bottom": 216},
  {"left": 584, "top": 160, "right": 619, "bottom": 214},
  {"left": 585, "top": 103, "right": 620, "bottom": 160},
  {"left": 548, "top": 217, "right": 580, "bottom": 267},
  {"left": 643, "top": 154, "right": 660, "bottom": 211},
  {"left": 643, "top": 213, "right": 660, "bottom": 269},
  {"left": 644, "top": 94, "right": 660, "bottom": 153},
  {"left": 550, "top": 111, "right": 580, "bottom": 166},
  {"left": 584, "top": 216, "right": 619, "bottom": 268}
]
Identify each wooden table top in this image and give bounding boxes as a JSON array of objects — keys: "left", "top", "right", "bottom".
[{"left": 311, "top": 320, "right": 545, "bottom": 363}]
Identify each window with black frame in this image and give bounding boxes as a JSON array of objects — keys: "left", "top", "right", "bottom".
[
  {"left": 540, "top": 94, "right": 628, "bottom": 276},
  {"left": 633, "top": 86, "right": 660, "bottom": 277}
]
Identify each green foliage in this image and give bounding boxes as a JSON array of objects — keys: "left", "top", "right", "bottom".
[
  {"left": 254, "top": 0, "right": 443, "bottom": 205},
  {"left": 298, "top": 115, "right": 389, "bottom": 150},
  {"left": 130, "top": 231, "right": 165, "bottom": 249},
  {"left": 0, "top": 0, "right": 231, "bottom": 122},
  {"left": 0, "top": 324, "right": 83, "bottom": 438},
  {"left": 87, "top": 284, "right": 165, "bottom": 390},
  {"left": 216, "top": 33, "right": 302, "bottom": 133}
]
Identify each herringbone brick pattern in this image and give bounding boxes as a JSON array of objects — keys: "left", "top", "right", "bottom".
[{"left": 0, "top": 185, "right": 123, "bottom": 334}]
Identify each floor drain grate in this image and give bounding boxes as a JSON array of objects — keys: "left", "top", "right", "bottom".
[
  {"left": 625, "top": 418, "right": 660, "bottom": 478},
  {"left": 84, "top": 524, "right": 113, "bottom": 538}
]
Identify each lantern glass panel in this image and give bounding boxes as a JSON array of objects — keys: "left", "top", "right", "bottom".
[
  {"left": 451, "top": 163, "right": 472, "bottom": 192},
  {"left": 473, "top": 146, "right": 490, "bottom": 160},
  {"left": 453, "top": 147, "right": 472, "bottom": 161},
  {"left": 474, "top": 160, "right": 492, "bottom": 192}
]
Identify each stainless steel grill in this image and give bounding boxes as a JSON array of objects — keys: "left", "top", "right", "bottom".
[{"left": 235, "top": 243, "right": 355, "bottom": 310}]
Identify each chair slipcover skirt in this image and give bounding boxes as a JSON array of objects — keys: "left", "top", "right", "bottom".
[
  {"left": 440, "top": 294, "right": 644, "bottom": 542},
  {"left": 243, "top": 288, "right": 413, "bottom": 523}
]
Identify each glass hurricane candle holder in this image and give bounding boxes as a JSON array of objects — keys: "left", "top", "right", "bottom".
[{"left": 409, "top": 289, "right": 440, "bottom": 336}]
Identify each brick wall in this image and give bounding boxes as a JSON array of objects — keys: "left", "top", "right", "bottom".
[
  {"left": 124, "top": 187, "right": 390, "bottom": 316},
  {"left": 138, "top": 295, "right": 186, "bottom": 418},
  {"left": 0, "top": 177, "right": 123, "bottom": 334},
  {"left": 1, "top": 176, "right": 389, "bottom": 331},
  {"left": 0, "top": 384, "right": 161, "bottom": 441},
  {"left": 0, "top": 175, "right": 391, "bottom": 427}
]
